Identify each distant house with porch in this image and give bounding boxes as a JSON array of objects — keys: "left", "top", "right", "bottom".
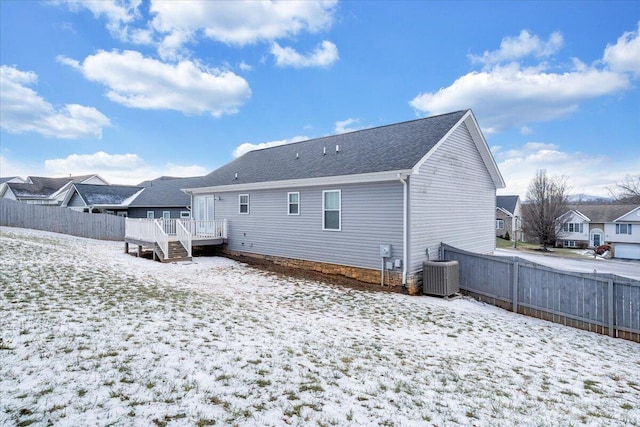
[
  {"left": 143, "top": 109, "right": 505, "bottom": 293},
  {"left": 557, "top": 204, "right": 640, "bottom": 259}
]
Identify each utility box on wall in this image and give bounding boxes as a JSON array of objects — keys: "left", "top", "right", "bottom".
[{"left": 379, "top": 244, "right": 391, "bottom": 257}]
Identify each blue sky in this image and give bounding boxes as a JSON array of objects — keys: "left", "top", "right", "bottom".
[{"left": 1, "top": 1, "right": 638, "bottom": 198}]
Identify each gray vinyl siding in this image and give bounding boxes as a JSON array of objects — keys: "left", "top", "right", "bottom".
[
  {"left": 213, "top": 181, "right": 404, "bottom": 271},
  {"left": 409, "top": 122, "right": 497, "bottom": 274},
  {"left": 127, "top": 207, "right": 189, "bottom": 219},
  {"left": 68, "top": 192, "right": 86, "bottom": 208}
]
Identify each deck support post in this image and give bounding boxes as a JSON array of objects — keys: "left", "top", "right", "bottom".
[
  {"left": 124, "top": 242, "right": 129, "bottom": 254},
  {"left": 137, "top": 245, "right": 142, "bottom": 257}
]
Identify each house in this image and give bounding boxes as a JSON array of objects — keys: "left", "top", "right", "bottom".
[
  {"left": 127, "top": 176, "right": 205, "bottom": 220},
  {"left": 557, "top": 204, "right": 640, "bottom": 259},
  {"left": 0, "top": 175, "right": 108, "bottom": 205},
  {"left": 61, "top": 183, "right": 144, "bottom": 215},
  {"left": 496, "top": 195, "right": 522, "bottom": 241},
  {"left": 179, "top": 110, "right": 505, "bottom": 293}
]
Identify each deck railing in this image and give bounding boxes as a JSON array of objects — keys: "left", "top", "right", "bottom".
[
  {"left": 154, "top": 220, "right": 169, "bottom": 259},
  {"left": 124, "top": 218, "right": 158, "bottom": 241},
  {"left": 176, "top": 220, "right": 192, "bottom": 258},
  {"left": 179, "top": 219, "right": 227, "bottom": 239}
]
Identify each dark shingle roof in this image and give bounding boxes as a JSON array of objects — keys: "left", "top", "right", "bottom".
[
  {"left": 130, "top": 176, "right": 206, "bottom": 207},
  {"left": 7, "top": 175, "right": 98, "bottom": 198},
  {"left": 73, "top": 184, "right": 143, "bottom": 206},
  {"left": 568, "top": 204, "right": 639, "bottom": 223},
  {"left": 198, "top": 110, "right": 468, "bottom": 187},
  {"left": 497, "top": 195, "right": 519, "bottom": 214}
]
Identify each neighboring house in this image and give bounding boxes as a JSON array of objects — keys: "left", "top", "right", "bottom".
[
  {"left": 496, "top": 195, "right": 522, "bottom": 241},
  {"left": 557, "top": 204, "right": 640, "bottom": 260},
  {"left": 128, "top": 176, "right": 206, "bottom": 219},
  {"left": 0, "top": 175, "right": 108, "bottom": 205},
  {"left": 182, "top": 110, "right": 505, "bottom": 293},
  {"left": 62, "top": 183, "right": 144, "bottom": 215}
]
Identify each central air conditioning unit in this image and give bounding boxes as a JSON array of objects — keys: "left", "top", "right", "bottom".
[{"left": 423, "top": 260, "right": 459, "bottom": 297}]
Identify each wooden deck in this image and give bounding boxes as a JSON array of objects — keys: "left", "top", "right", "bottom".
[{"left": 124, "top": 218, "right": 226, "bottom": 262}]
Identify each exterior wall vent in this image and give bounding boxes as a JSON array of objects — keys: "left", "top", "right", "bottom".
[
  {"left": 336, "top": 145, "right": 340, "bottom": 153},
  {"left": 234, "top": 173, "right": 238, "bottom": 180},
  {"left": 422, "top": 260, "right": 459, "bottom": 297},
  {"left": 323, "top": 147, "right": 326, "bottom": 155}
]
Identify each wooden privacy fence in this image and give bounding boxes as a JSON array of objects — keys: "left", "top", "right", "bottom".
[
  {"left": 0, "top": 199, "right": 124, "bottom": 241},
  {"left": 441, "top": 243, "right": 640, "bottom": 342}
]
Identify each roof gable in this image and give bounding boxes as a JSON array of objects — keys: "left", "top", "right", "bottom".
[
  {"left": 564, "top": 204, "right": 640, "bottom": 223},
  {"left": 197, "top": 110, "right": 469, "bottom": 188},
  {"left": 614, "top": 206, "right": 640, "bottom": 222},
  {"left": 497, "top": 195, "right": 520, "bottom": 215}
]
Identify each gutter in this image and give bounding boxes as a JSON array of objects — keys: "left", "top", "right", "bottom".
[{"left": 397, "top": 173, "right": 409, "bottom": 289}]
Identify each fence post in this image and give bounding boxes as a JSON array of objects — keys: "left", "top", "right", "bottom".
[
  {"left": 512, "top": 261, "right": 519, "bottom": 313},
  {"left": 608, "top": 279, "right": 615, "bottom": 338}
]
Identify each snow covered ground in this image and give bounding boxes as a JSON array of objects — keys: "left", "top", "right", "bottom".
[{"left": 1, "top": 226, "right": 639, "bottom": 427}]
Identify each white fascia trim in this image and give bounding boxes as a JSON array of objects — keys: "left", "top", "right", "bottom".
[
  {"left": 182, "top": 169, "right": 412, "bottom": 195},
  {"left": 496, "top": 207, "right": 513, "bottom": 217},
  {"left": 61, "top": 185, "right": 86, "bottom": 208},
  {"left": 121, "top": 188, "right": 146, "bottom": 207},
  {"left": 613, "top": 206, "right": 640, "bottom": 222},
  {"left": 572, "top": 210, "right": 591, "bottom": 222}
]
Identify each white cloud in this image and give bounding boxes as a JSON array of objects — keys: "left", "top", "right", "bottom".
[
  {"left": 0, "top": 65, "right": 110, "bottom": 139},
  {"left": 271, "top": 40, "right": 339, "bottom": 68},
  {"left": 238, "top": 61, "right": 253, "bottom": 72},
  {"left": 494, "top": 142, "right": 640, "bottom": 199},
  {"left": 150, "top": 0, "right": 337, "bottom": 49},
  {"left": 411, "top": 27, "right": 639, "bottom": 133},
  {"left": 56, "top": 0, "right": 151, "bottom": 45},
  {"left": 42, "top": 151, "right": 208, "bottom": 185},
  {"left": 334, "top": 118, "right": 362, "bottom": 134},
  {"left": 232, "top": 136, "right": 308, "bottom": 158},
  {"left": 411, "top": 63, "right": 629, "bottom": 133},
  {"left": 59, "top": 50, "right": 251, "bottom": 117},
  {"left": 470, "top": 30, "right": 564, "bottom": 66},
  {"left": 603, "top": 22, "right": 640, "bottom": 77}
]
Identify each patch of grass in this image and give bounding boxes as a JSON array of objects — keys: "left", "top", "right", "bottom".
[
  {"left": 299, "top": 383, "right": 324, "bottom": 393},
  {"left": 621, "top": 403, "right": 633, "bottom": 410},
  {"left": 583, "top": 379, "right": 603, "bottom": 394},
  {"left": 256, "top": 379, "right": 271, "bottom": 388}
]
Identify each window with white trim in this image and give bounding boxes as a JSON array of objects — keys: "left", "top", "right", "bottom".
[
  {"left": 564, "top": 240, "right": 577, "bottom": 248},
  {"left": 323, "top": 190, "right": 341, "bottom": 231},
  {"left": 288, "top": 192, "right": 300, "bottom": 215},
  {"left": 562, "top": 223, "right": 584, "bottom": 233},
  {"left": 162, "top": 211, "right": 170, "bottom": 220},
  {"left": 496, "top": 219, "right": 505, "bottom": 229},
  {"left": 180, "top": 211, "right": 191, "bottom": 218},
  {"left": 147, "top": 211, "right": 154, "bottom": 219},
  {"left": 239, "top": 194, "right": 249, "bottom": 214},
  {"left": 616, "top": 223, "right": 632, "bottom": 235}
]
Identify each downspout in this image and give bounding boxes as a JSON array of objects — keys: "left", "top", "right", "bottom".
[{"left": 397, "top": 173, "right": 408, "bottom": 290}]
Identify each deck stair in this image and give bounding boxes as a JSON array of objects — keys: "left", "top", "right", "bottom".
[
  {"left": 154, "top": 241, "right": 191, "bottom": 262},
  {"left": 125, "top": 218, "right": 227, "bottom": 261}
]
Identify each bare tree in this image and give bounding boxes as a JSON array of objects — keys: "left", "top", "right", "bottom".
[
  {"left": 521, "top": 170, "right": 570, "bottom": 250},
  {"left": 609, "top": 174, "right": 640, "bottom": 204}
]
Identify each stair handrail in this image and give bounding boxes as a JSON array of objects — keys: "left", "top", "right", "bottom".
[
  {"left": 176, "top": 219, "right": 192, "bottom": 258},
  {"left": 154, "top": 220, "right": 169, "bottom": 259}
]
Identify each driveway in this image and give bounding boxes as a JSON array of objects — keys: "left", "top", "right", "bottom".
[{"left": 493, "top": 248, "right": 640, "bottom": 281}]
